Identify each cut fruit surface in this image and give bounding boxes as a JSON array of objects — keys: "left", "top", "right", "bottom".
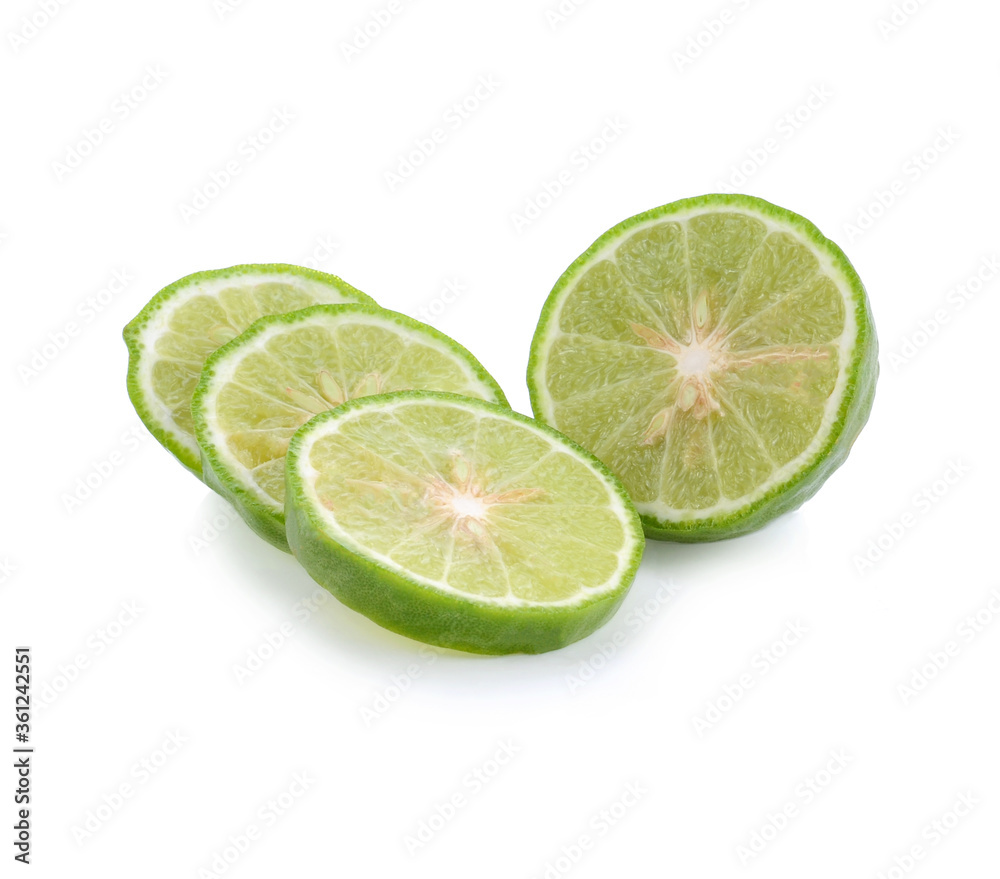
[
  {"left": 124, "top": 264, "right": 374, "bottom": 476},
  {"left": 528, "top": 194, "right": 878, "bottom": 540},
  {"left": 193, "top": 305, "right": 508, "bottom": 551},
  {"left": 285, "top": 391, "right": 644, "bottom": 654}
]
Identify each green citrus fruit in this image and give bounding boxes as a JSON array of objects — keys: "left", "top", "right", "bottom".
[
  {"left": 285, "top": 391, "right": 644, "bottom": 654},
  {"left": 528, "top": 194, "right": 878, "bottom": 541},
  {"left": 124, "top": 264, "right": 374, "bottom": 477},
  {"left": 193, "top": 305, "right": 508, "bottom": 551}
]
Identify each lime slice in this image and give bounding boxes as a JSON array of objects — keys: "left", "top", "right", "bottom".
[
  {"left": 124, "top": 264, "right": 374, "bottom": 477},
  {"left": 528, "top": 194, "right": 878, "bottom": 541},
  {"left": 284, "top": 391, "right": 643, "bottom": 654},
  {"left": 193, "top": 305, "right": 509, "bottom": 551}
]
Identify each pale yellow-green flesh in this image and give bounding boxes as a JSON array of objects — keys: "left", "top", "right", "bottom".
[
  {"left": 305, "top": 402, "right": 631, "bottom": 603},
  {"left": 546, "top": 212, "right": 847, "bottom": 513},
  {"left": 210, "top": 320, "right": 500, "bottom": 510},
  {"left": 150, "top": 283, "right": 350, "bottom": 443}
]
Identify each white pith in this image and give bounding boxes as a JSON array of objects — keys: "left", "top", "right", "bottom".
[
  {"left": 201, "top": 313, "right": 502, "bottom": 512},
  {"left": 293, "top": 398, "right": 641, "bottom": 609},
  {"left": 534, "top": 204, "right": 860, "bottom": 522},
  {"left": 134, "top": 270, "right": 357, "bottom": 459},
  {"left": 448, "top": 492, "right": 489, "bottom": 520},
  {"left": 677, "top": 343, "right": 712, "bottom": 375}
]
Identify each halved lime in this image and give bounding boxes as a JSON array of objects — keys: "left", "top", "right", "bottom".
[
  {"left": 284, "top": 391, "right": 643, "bottom": 654},
  {"left": 193, "top": 305, "right": 508, "bottom": 551},
  {"left": 124, "top": 264, "right": 374, "bottom": 477},
  {"left": 528, "top": 194, "right": 878, "bottom": 541}
]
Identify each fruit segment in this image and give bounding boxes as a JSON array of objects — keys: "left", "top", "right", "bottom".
[
  {"left": 124, "top": 264, "right": 374, "bottom": 475},
  {"left": 286, "top": 392, "right": 644, "bottom": 654},
  {"left": 529, "top": 194, "right": 879, "bottom": 540},
  {"left": 194, "top": 304, "right": 507, "bottom": 551}
]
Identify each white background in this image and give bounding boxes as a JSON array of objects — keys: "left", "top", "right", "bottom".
[{"left": 3, "top": 0, "right": 999, "bottom": 876}]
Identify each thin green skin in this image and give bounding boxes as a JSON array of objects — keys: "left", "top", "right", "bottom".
[
  {"left": 193, "top": 306, "right": 510, "bottom": 554},
  {"left": 285, "top": 391, "right": 645, "bottom": 655},
  {"left": 123, "top": 263, "right": 375, "bottom": 480},
  {"left": 526, "top": 193, "right": 880, "bottom": 542}
]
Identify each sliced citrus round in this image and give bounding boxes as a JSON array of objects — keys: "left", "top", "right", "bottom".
[
  {"left": 284, "top": 391, "right": 644, "bottom": 654},
  {"left": 528, "top": 194, "right": 878, "bottom": 541},
  {"left": 193, "top": 305, "right": 508, "bottom": 551},
  {"left": 124, "top": 264, "right": 375, "bottom": 477}
]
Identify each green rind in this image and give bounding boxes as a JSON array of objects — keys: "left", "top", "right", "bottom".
[
  {"left": 285, "top": 391, "right": 645, "bottom": 655},
  {"left": 193, "top": 306, "right": 510, "bottom": 554},
  {"left": 526, "top": 193, "right": 879, "bottom": 542},
  {"left": 123, "top": 263, "right": 376, "bottom": 479}
]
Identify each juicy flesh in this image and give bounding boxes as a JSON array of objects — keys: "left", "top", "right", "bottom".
[
  {"left": 547, "top": 212, "right": 847, "bottom": 513},
  {"left": 306, "top": 403, "right": 628, "bottom": 603},
  {"left": 149, "top": 281, "right": 353, "bottom": 444},
  {"left": 211, "top": 319, "right": 498, "bottom": 508}
]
